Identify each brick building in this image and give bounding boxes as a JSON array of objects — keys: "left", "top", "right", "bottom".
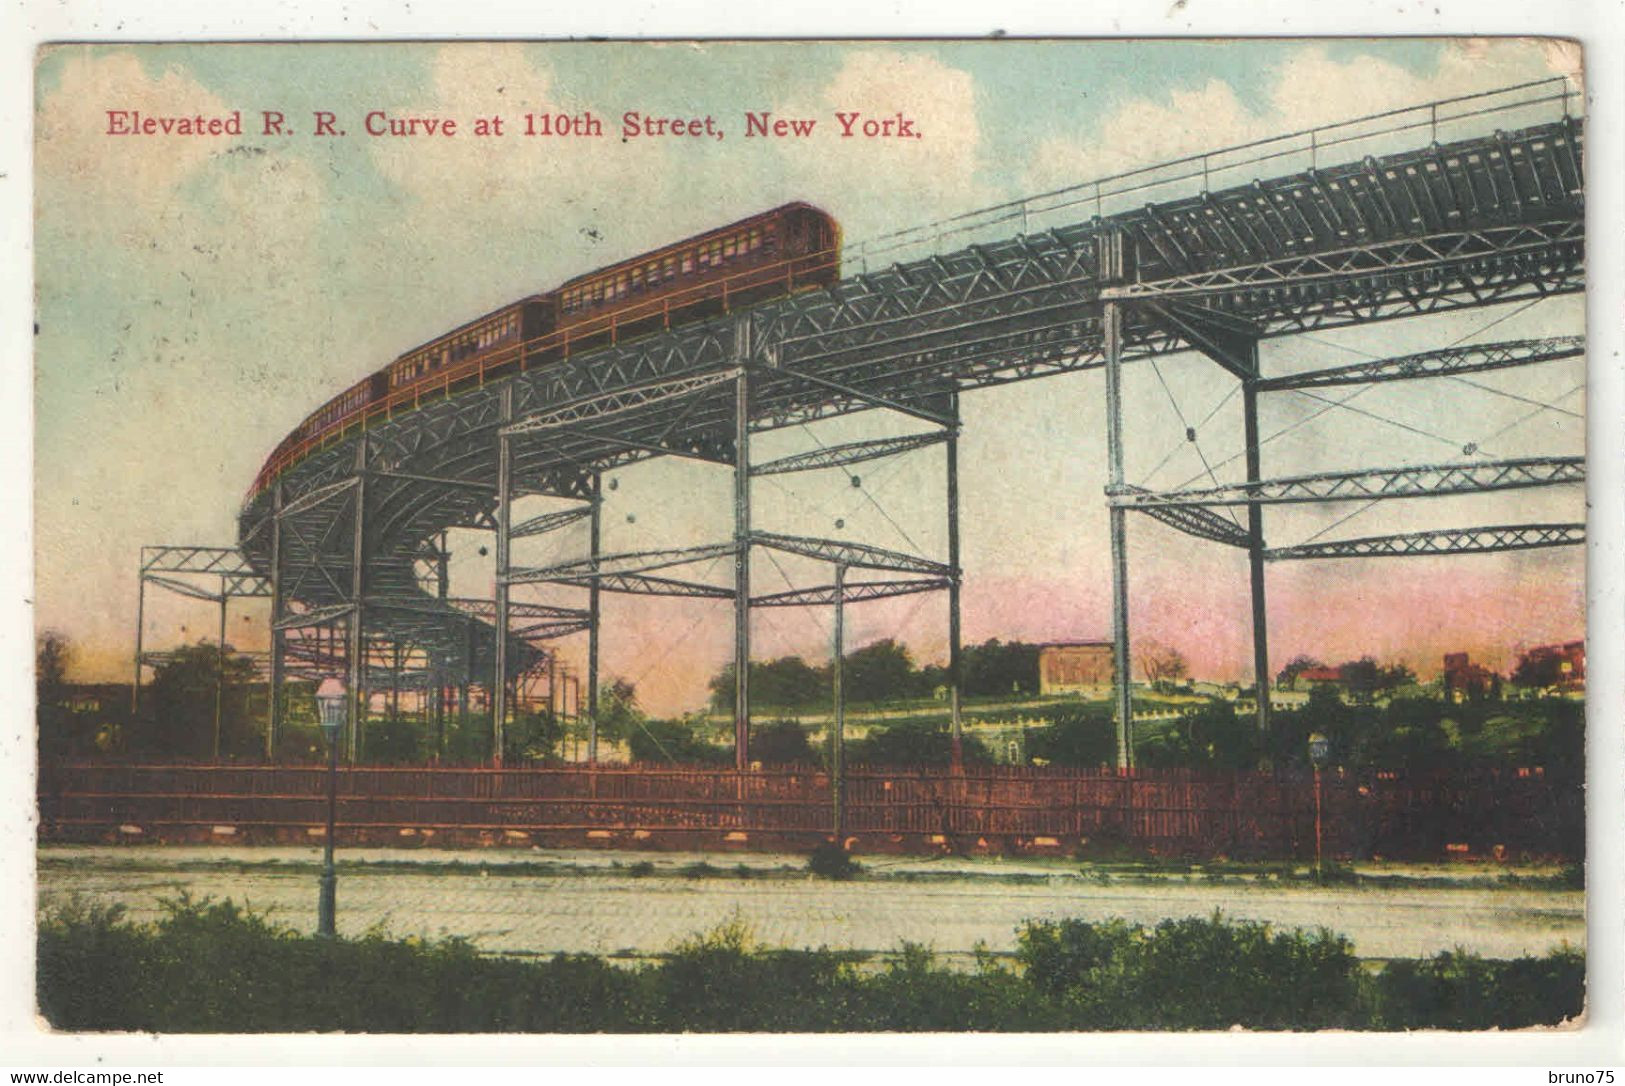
[{"left": 1037, "top": 641, "right": 1114, "bottom": 696}]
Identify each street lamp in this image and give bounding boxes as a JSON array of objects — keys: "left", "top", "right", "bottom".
[
  {"left": 314, "top": 676, "right": 347, "bottom": 938},
  {"left": 1307, "top": 732, "right": 1331, "bottom": 880}
]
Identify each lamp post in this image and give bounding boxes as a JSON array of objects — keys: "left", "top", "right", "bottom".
[
  {"left": 1307, "top": 732, "right": 1331, "bottom": 881},
  {"left": 314, "top": 677, "right": 347, "bottom": 938}
]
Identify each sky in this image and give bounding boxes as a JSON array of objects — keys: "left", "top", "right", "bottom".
[{"left": 32, "top": 38, "right": 1587, "bottom": 715}]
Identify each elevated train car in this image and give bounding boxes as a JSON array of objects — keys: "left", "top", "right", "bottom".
[{"left": 252, "top": 203, "right": 839, "bottom": 498}]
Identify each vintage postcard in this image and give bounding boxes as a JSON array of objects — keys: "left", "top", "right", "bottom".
[{"left": 28, "top": 37, "right": 1590, "bottom": 1040}]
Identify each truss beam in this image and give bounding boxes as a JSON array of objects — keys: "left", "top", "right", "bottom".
[
  {"left": 751, "top": 531, "right": 952, "bottom": 577},
  {"left": 1113, "top": 456, "right": 1584, "bottom": 508},
  {"left": 551, "top": 572, "right": 736, "bottom": 599},
  {"left": 750, "top": 431, "right": 951, "bottom": 476},
  {"left": 1258, "top": 335, "right": 1586, "bottom": 391},
  {"left": 140, "top": 545, "right": 256, "bottom": 576},
  {"left": 750, "top": 576, "right": 953, "bottom": 608},
  {"left": 1265, "top": 522, "right": 1584, "bottom": 560},
  {"left": 1142, "top": 300, "right": 1262, "bottom": 379},
  {"left": 1115, "top": 485, "right": 1252, "bottom": 547},
  {"left": 505, "top": 541, "right": 738, "bottom": 587},
  {"left": 503, "top": 368, "right": 741, "bottom": 437}
]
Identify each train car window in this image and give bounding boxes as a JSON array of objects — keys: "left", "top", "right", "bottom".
[
  {"left": 682, "top": 251, "right": 694, "bottom": 275},
  {"left": 723, "top": 235, "right": 736, "bottom": 259}
]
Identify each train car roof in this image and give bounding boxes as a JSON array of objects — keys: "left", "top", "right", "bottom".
[{"left": 553, "top": 201, "right": 834, "bottom": 293}]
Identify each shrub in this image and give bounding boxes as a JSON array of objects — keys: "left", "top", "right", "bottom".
[
  {"left": 35, "top": 897, "right": 1584, "bottom": 1033},
  {"left": 1373, "top": 947, "right": 1585, "bottom": 1029},
  {"left": 807, "top": 843, "right": 861, "bottom": 880}
]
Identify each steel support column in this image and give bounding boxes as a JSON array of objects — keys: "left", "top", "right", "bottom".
[
  {"left": 946, "top": 392, "right": 963, "bottom": 765},
  {"left": 587, "top": 472, "right": 602, "bottom": 764},
  {"left": 493, "top": 384, "right": 514, "bottom": 765},
  {"left": 1101, "top": 230, "right": 1134, "bottom": 769},
  {"left": 434, "top": 530, "right": 448, "bottom": 759},
  {"left": 213, "top": 585, "right": 227, "bottom": 761},
  {"left": 131, "top": 573, "right": 146, "bottom": 716},
  {"left": 1242, "top": 376, "right": 1272, "bottom": 739},
  {"left": 733, "top": 366, "right": 752, "bottom": 770},
  {"left": 346, "top": 437, "right": 368, "bottom": 762},
  {"left": 832, "top": 562, "right": 846, "bottom": 842},
  {"left": 266, "top": 480, "right": 284, "bottom": 761}
]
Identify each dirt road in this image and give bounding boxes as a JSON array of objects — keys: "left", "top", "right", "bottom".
[{"left": 37, "top": 846, "right": 1582, "bottom": 963}]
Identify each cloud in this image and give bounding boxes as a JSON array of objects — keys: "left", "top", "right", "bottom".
[
  {"left": 1023, "top": 40, "right": 1580, "bottom": 195},
  {"left": 36, "top": 50, "right": 241, "bottom": 216},
  {"left": 366, "top": 44, "right": 673, "bottom": 236},
  {"left": 765, "top": 49, "right": 989, "bottom": 239}
]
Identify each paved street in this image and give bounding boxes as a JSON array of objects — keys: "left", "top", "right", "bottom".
[{"left": 37, "top": 846, "right": 1583, "bottom": 963}]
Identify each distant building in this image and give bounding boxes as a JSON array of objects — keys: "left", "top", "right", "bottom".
[
  {"left": 1442, "top": 652, "right": 1499, "bottom": 702},
  {"left": 1292, "top": 666, "right": 1346, "bottom": 693},
  {"left": 1517, "top": 640, "right": 1586, "bottom": 693},
  {"left": 1037, "top": 641, "right": 1114, "bottom": 696}
]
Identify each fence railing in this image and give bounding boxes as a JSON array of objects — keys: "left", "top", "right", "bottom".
[
  {"left": 845, "top": 76, "right": 1579, "bottom": 271},
  {"left": 37, "top": 761, "right": 1581, "bottom": 861}
]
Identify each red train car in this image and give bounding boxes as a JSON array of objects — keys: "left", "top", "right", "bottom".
[{"left": 251, "top": 203, "right": 840, "bottom": 498}]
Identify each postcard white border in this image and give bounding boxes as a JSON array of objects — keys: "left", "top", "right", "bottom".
[{"left": 2, "top": 0, "right": 1621, "bottom": 1072}]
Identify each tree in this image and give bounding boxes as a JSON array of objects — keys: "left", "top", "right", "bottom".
[
  {"left": 36, "top": 631, "right": 84, "bottom": 763},
  {"left": 144, "top": 642, "right": 260, "bottom": 759},
  {"left": 752, "top": 719, "right": 818, "bottom": 765},
  {"left": 1275, "top": 655, "right": 1324, "bottom": 689},
  {"left": 36, "top": 630, "right": 71, "bottom": 710},
  {"left": 627, "top": 715, "right": 730, "bottom": 765},
  {"left": 1511, "top": 649, "right": 1570, "bottom": 691},
  {"left": 595, "top": 678, "right": 643, "bottom": 742},
  {"left": 843, "top": 639, "right": 919, "bottom": 703},
  {"left": 709, "top": 657, "right": 830, "bottom": 712},
  {"left": 1025, "top": 707, "right": 1116, "bottom": 767},
  {"left": 1138, "top": 640, "right": 1189, "bottom": 689},
  {"left": 753, "top": 656, "right": 828, "bottom": 708},
  {"left": 961, "top": 639, "right": 1041, "bottom": 698},
  {"left": 847, "top": 719, "right": 993, "bottom": 766}
]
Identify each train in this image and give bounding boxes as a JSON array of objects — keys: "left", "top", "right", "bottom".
[{"left": 250, "top": 202, "right": 841, "bottom": 498}]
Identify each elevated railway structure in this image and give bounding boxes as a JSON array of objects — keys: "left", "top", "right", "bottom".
[{"left": 134, "top": 79, "right": 1586, "bottom": 771}]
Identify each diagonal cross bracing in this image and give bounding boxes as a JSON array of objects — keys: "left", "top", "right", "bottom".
[
  {"left": 220, "top": 572, "right": 272, "bottom": 597},
  {"left": 278, "top": 477, "right": 360, "bottom": 520},
  {"left": 1258, "top": 336, "right": 1586, "bottom": 391},
  {"left": 1113, "top": 456, "right": 1584, "bottom": 508},
  {"left": 751, "top": 576, "right": 953, "bottom": 608},
  {"left": 274, "top": 603, "right": 356, "bottom": 630},
  {"left": 510, "top": 505, "right": 594, "bottom": 539},
  {"left": 1115, "top": 485, "right": 1252, "bottom": 547},
  {"left": 1099, "top": 220, "right": 1581, "bottom": 301},
  {"left": 750, "top": 431, "right": 951, "bottom": 476},
  {"left": 141, "top": 545, "right": 257, "bottom": 576},
  {"left": 751, "top": 531, "right": 952, "bottom": 576},
  {"left": 1265, "top": 522, "right": 1584, "bottom": 560},
  {"left": 553, "top": 572, "right": 736, "bottom": 599},
  {"left": 505, "top": 541, "right": 738, "bottom": 586},
  {"left": 143, "top": 574, "right": 225, "bottom": 603},
  {"left": 503, "top": 368, "right": 742, "bottom": 437}
]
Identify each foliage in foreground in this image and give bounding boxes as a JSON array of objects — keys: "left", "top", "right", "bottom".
[{"left": 37, "top": 896, "right": 1583, "bottom": 1033}]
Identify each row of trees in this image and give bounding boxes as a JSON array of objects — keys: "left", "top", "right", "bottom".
[
  {"left": 38, "top": 630, "right": 1585, "bottom": 775},
  {"left": 707, "top": 638, "right": 1044, "bottom": 711}
]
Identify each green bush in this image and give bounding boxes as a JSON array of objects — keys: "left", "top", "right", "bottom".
[
  {"left": 1015, "top": 912, "right": 1361, "bottom": 1029},
  {"left": 36, "top": 897, "right": 1583, "bottom": 1033},
  {"left": 1373, "top": 947, "right": 1585, "bottom": 1029},
  {"left": 806, "top": 843, "right": 862, "bottom": 880}
]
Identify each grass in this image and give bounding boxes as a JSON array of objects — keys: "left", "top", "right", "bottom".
[{"left": 36, "top": 896, "right": 1583, "bottom": 1032}]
